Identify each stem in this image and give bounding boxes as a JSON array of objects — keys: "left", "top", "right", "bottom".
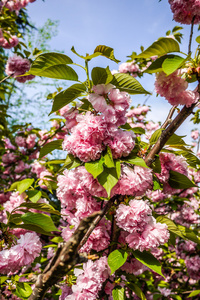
[
  {"left": 85, "top": 60, "right": 91, "bottom": 92},
  {"left": 0, "top": 75, "right": 12, "bottom": 84},
  {"left": 161, "top": 105, "right": 177, "bottom": 129},
  {"left": 188, "top": 16, "right": 195, "bottom": 55}
]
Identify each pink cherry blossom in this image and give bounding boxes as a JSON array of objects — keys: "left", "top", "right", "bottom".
[{"left": 168, "top": 0, "right": 200, "bottom": 24}]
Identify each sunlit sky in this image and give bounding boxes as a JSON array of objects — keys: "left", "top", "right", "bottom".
[{"left": 26, "top": 0, "right": 200, "bottom": 142}]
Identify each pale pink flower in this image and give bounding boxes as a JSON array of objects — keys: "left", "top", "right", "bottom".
[
  {"left": 15, "top": 135, "right": 26, "bottom": 147},
  {"left": 26, "top": 133, "right": 37, "bottom": 148},
  {"left": 158, "top": 287, "right": 172, "bottom": 297},
  {"left": 62, "top": 112, "right": 107, "bottom": 162},
  {"left": 115, "top": 165, "right": 153, "bottom": 196},
  {"left": 2, "top": 152, "right": 17, "bottom": 164},
  {"left": 0, "top": 232, "right": 42, "bottom": 274},
  {"left": 121, "top": 258, "right": 149, "bottom": 275},
  {"left": 191, "top": 129, "right": 199, "bottom": 140},
  {"left": 5, "top": 55, "right": 31, "bottom": 77},
  {"left": 104, "top": 129, "right": 135, "bottom": 159},
  {"left": 168, "top": 0, "right": 200, "bottom": 24}
]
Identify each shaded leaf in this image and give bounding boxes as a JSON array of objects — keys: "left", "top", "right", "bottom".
[
  {"left": 121, "top": 156, "right": 148, "bottom": 168},
  {"left": 91, "top": 66, "right": 113, "bottom": 85},
  {"left": 150, "top": 129, "right": 163, "bottom": 144},
  {"left": 12, "top": 224, "right": 55, "bottom": 236},
  {"left": 132, "top": 250, "right": 164, "bottom": 277},
  {"left": 168, "top": 170, "right": 196, "bottom": 189},
  {"left": 16, "top": 282, "right": 32, "bottom": 299},
  {"left": 93, "top": 45, "right": 120, "bottom": 63},
  {"left": 39, "top": 139, "right": 63, "bottom": 159},
  {"left": 156, "top": 215, "right": 185, "bottom": 239},
  {"left": 26, "top": 190, "right": 42, "bottom": 203},
  {"left": 19, "top": 202, "right": 60, "bottom": 215},
  {"left": 128, "top": 283, "right": 146, "bottom": 300}
]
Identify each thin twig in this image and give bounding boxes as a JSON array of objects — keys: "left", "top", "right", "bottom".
[
  {"left": 161, "top": 105, "right": 177, "bottom": 129},
  {"left": 0, "top": 75, "right": 11, "bottom": 84},
  {"left": 188, "top": 16, "right": 195, "bottom": 55}
]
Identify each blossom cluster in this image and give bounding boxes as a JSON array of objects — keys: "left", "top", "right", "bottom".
[
  {"left": 155, "top": 70, "right": 199, "bottom": 107},
  {"left": 168, "top": 0, "right": 200, "bottom": 24},
  {"left": 1, "top": 0, "right": 36, "bottom": 14},
  {"left": 0, "top": 29, "right": 18, "bottom": 49},
  {"left": 116, "top": 199, "right": 169, "bottom": 251},
  {"left": 5, "top": 55, "right": 35, "bottom": 83}
]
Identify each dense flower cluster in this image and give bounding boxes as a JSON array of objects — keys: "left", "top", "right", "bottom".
[
  {"left": 65, "top": 257, "right": 110, "bottom": 300},
  {"left": 1, "top": 0, "right": 36, "bottom": 14},
  {"left": 0, "top": 29, "right": 19, "bottom": 49},
  {"left": 0, "top": 232, "right": 42, "bottom": 274},
  {"left": 116, "top": 199, "right": 169, "bottom": 251},
  {"left": 5, "top": 55, "right": 35, "bottom": 82},
  {"left": 168, "top": 0, "right": 200, "bottom": 24},
  {"left": 155, "top": 70, "right": 199, "bottom": 107}
]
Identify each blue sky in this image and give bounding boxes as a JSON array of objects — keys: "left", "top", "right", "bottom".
[{"left": 26, "top": 0, "right": 200, "bottom": 142}]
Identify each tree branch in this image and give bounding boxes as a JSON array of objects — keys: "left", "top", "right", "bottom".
[
  {"left": 145, "top": 102, "right": 197, "bottom": 166},
  {"left": 30, "top": 195, "right": 124, "bottom": 300}
]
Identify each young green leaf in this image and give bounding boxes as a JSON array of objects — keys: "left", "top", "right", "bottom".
[
  {"left": 150, "top": 129, "right": 163, "bottom": 144},
  {"left": 108, "top": 249, "right": 128, "bottom": 274},
  {"left": 97, "top": 165, "right": 120, "bottom": 197},
  {"left": 121, "top": 156, "right": 149, "bottom": 168},
  {"left": 17, "top": 179, "right": 34, "bottom": 195},
  {"left": 26, "top": 190, "right": 42, "bottom": 203},
  {"left": 104, "top": 147, "right": 115, "bottom": 168},
  {"left": 50, "top": 83, "right": 86, "bottom": 114},
  {"left": 93, "top": 45, "right": 120, "bottom": 63},
  {"left": 30, "top": 52, "right": 73, "bottom": 71},
  {"left": 91, "top": 66, "right": 113, "bottom": 85},
  {"left": 111, "top": 73, "right": 150, "bottom": 95},
  {"left": 136, "top": 38, "right": 180, "bottom": 58},
  {"left": 39, "top": 139, "right": 63, "bottom": 158},
  {"left": 156, "top": 215, "right": 185, "bottom": 239},
  {"left": 85, "top": 159, "right": 104, "bottom": 179},
  {"left": 16, "top": 282, "right": 32, "bottom": 299},
  {"left": 188, "top": 290, "right": 200, "bottom": 297},
  {"left": 132, "top": 250, "right": 165, "bottom": 277},
  {"left": 21, "top": 212, "right": 59, "bottom": 232},
  {"left": 112, "top": 287, "right": 125, "bottom": 300},
  {"left": 162, "top": 54, "right": 189, "bottom": 75}
]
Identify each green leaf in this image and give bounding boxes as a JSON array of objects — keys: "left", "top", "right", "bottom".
[
  {"left": 150, "top": 129, "right": 163, "bottom": 144},
  {"left": 50, "top": 83, "right": 86, "bottom": 114},
  {"left": 60, "top": 154, "right": 81, "bottom": 171},
  {"left": 175, "top": 150, "right": 200, "bottom": 168},
  {"left": 39, "top": 139, "right": 63, "bottom": 158},
  {"left": 188, "top": 290, "right": 200, "bottom": 297},
  {"left": 166, "top": 133, "right": 187, "bottom": 147},
  {"left": 17, "top": 179, "right": 34, "bottom": 195},
  {"left": 136, "top": 38, "right": 180, "bottom": 58},
  {"left": 128, "top": 283, "right": 146, "bottom": 300},
  {"left": 177, "top": 225, "right": 200, "bottom": 245},
  {"left": 21, "top": 212, "right": 59, "bottom": 232},
  {"left": 156, "top": 215, "right": 185, "bottom": 239},
  {"left": 93, "top": 45, "right": 120, "bottom": 63},
  {"left": 97, "top": 164, "right": 121, "bottom": 197},
  {"left": 0, "top": 276, "right": 8, "bottom": 284},
  {"left": 130, "top": 127, "right": 145, "bottom": 134},
  {"left": 29, "top": 64, "right": 78, "bottom": 81},
  {"left": 196, "top": 36, "right": 200, "bottom": 44},
  {"left": 108, "top": 249, "right": 128, "bottom": 274},
  {"left": 111, "top": 73, "right": 150, "bottom": 95},
  {"left": 112, "top": 287, "right": 125, "bottom": 300},
  {"left": 162, "top": 54, "right": 189, "bottom": 75},
  {"left": 104, "top": 146, "right": 115, "bottom": 168},
  {"left": 121, "top": 156, "right": 148, "bottom": 168},
  {"left": 9, "top": 213, "right": 22, "bottom": 225},
  {"left": 19, "top": 203, "right": 60, "bottom": 215},
  {"left": 7, "top": 181, "right": 20, "bottom": 192},
  {"left": 16, "top": 282, "right": 32, "bottom": 299},
  {"left": 91, "top": 66, "right": 113, "bottom": 85},
  {"left": 30, "top": 52, "right": 73, "bottom": 71},
  {"left": 168, "top": 170, "right": 196, "bottom": 189},
  {"left": 144, "top": 55, "right": 171, "bottom": 74},
  {"left": 132, "top": 250, "right": 164, "bottom": 277},
  {"left": 26, "top": 190, "right": 42, "bottom": 203},
  {"left": 151, "top": 156, "right": 161, "bottom": 173},
  {"left": 85, "top": 159, "right": 104, "bottom": 179},
  {"left": 12, "top": 224, "right": 55, "bottom": 236}
]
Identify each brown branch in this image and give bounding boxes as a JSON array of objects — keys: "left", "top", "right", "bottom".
[
  {"left": 29, "top": 212, "right": 100, "bottom": 300},
  {"left": 161, "top": 105, "right": 177, "bottom": 129},
  {"left": 145, "top": 102, "right": 197, "bottom": 166},
  {"left": 30, "top": 195, "right": 124, "bottom": 300},
  {"left": 188, "top": 16, "right": 195, "bottom": 55}
]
